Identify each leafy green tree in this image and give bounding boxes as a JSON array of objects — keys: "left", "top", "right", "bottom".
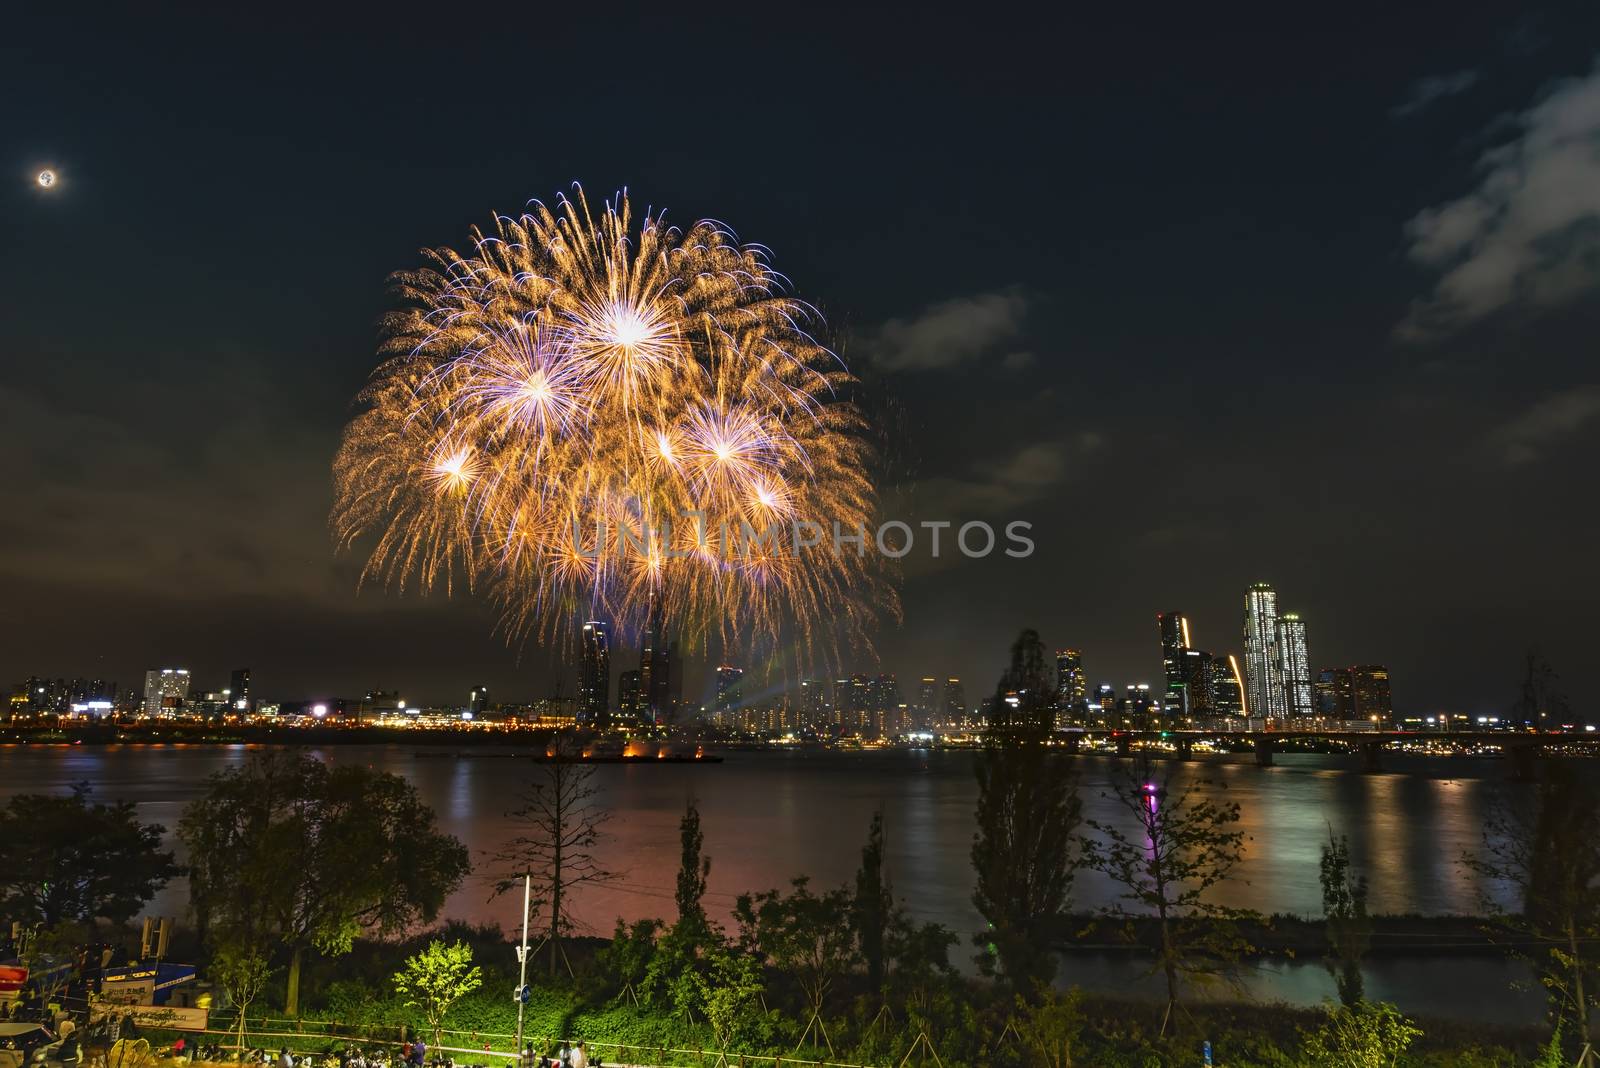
[
  {"left": 971, "top": 629, "right": 1081, "bottom": 995},
  {"left": 1299, "top": 1000, "right": 1421, "bottom": 1067},
  {"left": 489, "top": 743, "right": 614, "bottom": 979},
  {"left": 1081, "top": 755, "right": 1248, "bottom": 1036},
  {"left": 675, "top": 794, "right": 711, "bottom": 941},
  {"left": 181, "top": 751, "right": 470, "bottom": 1015},
  {"left": 690, "top": 944, "right": 770, "bottom": 1050},
  {"left": 596, "top": 918, "right": 661, "bottom": 1005},
  {"left": 0, "top": 784, "right": 177, "bottom": 927},
  {"left": 1465, "top": 761, "right": 1600, "bottom": 1064},
  {"left": 211, "top": 938, "right": 272, "bottom": 1050},
  {"left": 392, "top": 939, "right": 484, "bottom": 1047},
  {"left": 736, "top": 877, "right": 860, "bottom": 1054},
  {"left": 1012, "top": 985, "right": 1087, "bottom": 1068},
  {"left": 1320, "top": 829, "right": 1372, "bottom": 1007},
  {"left": 853, "top": 810, "right": 893, "bottom": 991}
]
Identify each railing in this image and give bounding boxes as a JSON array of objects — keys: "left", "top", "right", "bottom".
[{"left": 179, "top": 1018, "right": 915, "bottom": 1068}]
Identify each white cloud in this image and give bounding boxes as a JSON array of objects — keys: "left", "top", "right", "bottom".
[
  {"left": 1399, "top": 58, "right": 1600, "bottom": 339},
  {"left": 1391, "top": 69, "right": 1481, "bottom": 119},
  {"left": 864, "top": 290, "right": 1027, "bottom": 371},
  {"left": 1486, "top": 384, "right": 1600, "bottom": 466}
]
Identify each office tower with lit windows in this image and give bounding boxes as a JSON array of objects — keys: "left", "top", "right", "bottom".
[
  {"left": 1055, "top": 649, "right": 1088, "bottom": 720},
  {"left": 1242, "top": 583, "right": 1287, "bottom": 720},
  {"left": 1213, "top": 654, "right": 1247, "bottom": 716},
  {"left": 638, "top": 604, "right": 676, "bottom": 724},
  {"left": 714, "top": 665, "right": 745, "bottom": 722},
  {"left": 618, "top": 669, "right": 642, "bottom": 719},
  {"left": 1315, "top": 667, "right": 1354, "bottom": 719},
  {"left": 942, "top": 677, "right": 966, "bottom": 725},
  {"left": 1277, "top": 613, "right": 1313, "bottom": 717},
  {"left": 917, "top": 677, "right": 939, "bottom": 728},
  {"left": 228, "top": 668, "right": 251, "bottom": 713},
  {"left": 1157, "top": 612, "right": 1191, "bottom": 706},
  {"left": 577, "top": 621, "right": 610, "bottom": 724},
  {"left": 143, "top": 668, "right": 190, "bottom": 717},
  {"left": 469, "top": 683, "right": 491, "bottom": 716},
  {"left": 796, "top": 678, "right": 825, "bottom": 726},
  {"left": 1351, "top": 665, "right": 1392, "bottom": 724},
  {"left": 1179, "top": 648, "right": 1214, "bottom": 715}
]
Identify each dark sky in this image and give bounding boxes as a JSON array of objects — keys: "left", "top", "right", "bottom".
[{"left": 5, "top": 6, "right": 1600, "bottom": 715}]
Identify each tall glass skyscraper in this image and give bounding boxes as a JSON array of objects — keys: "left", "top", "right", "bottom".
[
  {"left": 578, "top": 620, "right": 610, "bottom": 724},
  {"left": 1156, "top": 612, "right": 1189, "bottom": 707},
  {"left": 1055, "top": 649, "right": 1087, "bottom": 720},
  {"left": 1242, "top": 583, "right": 1287, "bottom": 720},
  {"left": 1277, "top": 613, "right": 1313, "bottom": 717}
]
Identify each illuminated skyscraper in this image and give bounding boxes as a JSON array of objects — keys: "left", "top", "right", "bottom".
[
  {"left": 801, "top": 678, "right": 830, "bottom": 725},
  {"left": 1180, "top": 648, "right": 1214, "bottom": 714},
  {"left": 1277, "top": 613, "right": 1313, "bottom": 718},
  {"left": 618, "top": 669, "right": 642, "bottom": 719},
  {"left": 638, "top": 603, "right": 675, "bottom": 724},
  {"left": 1055, "top": 649, "right": 1087, "bottom": 720},
  {"left": 578, "top": 621, "right": 610, "bottom": 724},
  {"left": 1157, "top": 612, "right": 1190, "bottom": 707},
  {"left": 1213, "top": 654, "right": 1247, "bottom": 716},
  {"left": 917, "top": 676, "right": 939, "bottom": 728},
  {"left": 1242, "top": 583, "right": 1287, "bottom": 721},
  {"left": 942, "top": 677, "right": 966, "bottom": 725},
  {"left": 143, "top": 668, "right": 190, "bottom": 717},
  {"left": 1351, "top": 665, "right": 1392, "bottom": 724},
  {"left": 1315, "top": 667, "right": 1353, "bottom": 719},
  {"left": 714, "top": 665, "right": 745, "bottom": 722},
  {"left": 228, "top": 668, "right": 251, "bottom": 713},
  {"left": 469, "top": 683, "right": 491, "bottom": 716}
]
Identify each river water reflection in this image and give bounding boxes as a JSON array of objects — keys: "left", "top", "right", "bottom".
[{"left": 0, "top": 744, "right": 1545, "bottom": 1024}]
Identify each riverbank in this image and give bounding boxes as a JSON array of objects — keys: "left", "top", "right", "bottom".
[{"left": 1055, "top": 912, "right": 1521, "bottom": 958}]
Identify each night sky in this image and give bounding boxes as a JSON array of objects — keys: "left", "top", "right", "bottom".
[{"left": 6, "top": 6, "right": 1600, "bottom": 716}]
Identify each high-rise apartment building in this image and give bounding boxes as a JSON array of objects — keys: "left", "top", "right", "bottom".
[
  {"left": 1277, "top": 613, "right": 1313, "bottom": 717},
  {"left": 714, "top": 665, "right": 745, "bottom": 721},
  {"left": 578, "top": 620, "right": 610, "bottom": 724},
  {"left": 1243, "top": 584, "right": 1287, "bottom": 720},
  {"left": 942, "top": 677, "right": 966, "bottom": 725},
  {"left": 143, "top": 668, "right": 190, "bottom": 717}
]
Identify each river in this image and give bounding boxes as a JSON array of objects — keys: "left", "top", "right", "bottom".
[{"left": 0, "top": 744, "right": 1548, "bottom": 1025}]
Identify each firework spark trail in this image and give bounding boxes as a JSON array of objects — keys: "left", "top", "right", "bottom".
[{"left": 333, "top": 186, "right": 894, "bottom": 669}]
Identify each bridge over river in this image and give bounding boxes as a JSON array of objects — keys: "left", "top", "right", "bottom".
[{"left": 1057, "top": 728, "right": 1600, "bottom": 777}]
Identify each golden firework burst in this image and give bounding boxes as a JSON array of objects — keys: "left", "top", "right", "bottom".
[{"left": 333, "top": 186, "right": 894, "bottom": 670}]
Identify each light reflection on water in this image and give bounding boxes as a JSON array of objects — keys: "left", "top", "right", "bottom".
[{"left": 0, "top": 744, "right": 1549, "bottom": 1023}]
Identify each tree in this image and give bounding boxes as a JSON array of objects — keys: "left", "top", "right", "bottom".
[
  {"left": 1513, "top": 649, "right": 1570, "bottom": 729},
  {"left": 596, "top": 918, "right": 661, "bottom": 1005},
  {"left": 392, "top": 939, "right": 483, "bottom": 1048},
  {"left": 1081, "top": 755, "right": 1248, "bottom": 1036},
  {"left": 1299, "top": 1000, "right": 1421, "bottom": 1067},
  {"left": 489, "top": 743, "right": 614, "bottom": 978},
  {"left": 853, "top": 810, "right": 893, "bottom": 992},
  {"left": 1012, "top": 985, "right": 1087, "bottom": 1068},
  {"left": 1320, "top": 830, "right": 1372, "bottom": 1007},
  {"left": 1464, "top": 761, "right": 1600, "bottom": 1064},
  {"left": 675, "top": 794, "right": 711, "bottom": 940},
  {"left": 211, "top": 939, "right": 272, "bottom": 1050},
  {"left": 180, "top": 751, "right": 470, "bottom": 1015},
  {"left": 736, "top": 877, "right": 860, "bottom": 1054},
  {"left": 971, "top": 629, "right": 1081, "bottom": 994},
  {"left": 0, "top": 784, "right": 178, "bottom": 928},
  {"left": 689, "top": 944, "right": 771, "bottom": 1051}
]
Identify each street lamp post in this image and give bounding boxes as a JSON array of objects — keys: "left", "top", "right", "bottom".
[{"left": 514, "top": 874, "right": 530, "bottom": 1062}]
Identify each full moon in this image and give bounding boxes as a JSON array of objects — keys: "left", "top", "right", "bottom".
[{"left": 37, "top": 170, "right": 56, "bottom": 188}]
